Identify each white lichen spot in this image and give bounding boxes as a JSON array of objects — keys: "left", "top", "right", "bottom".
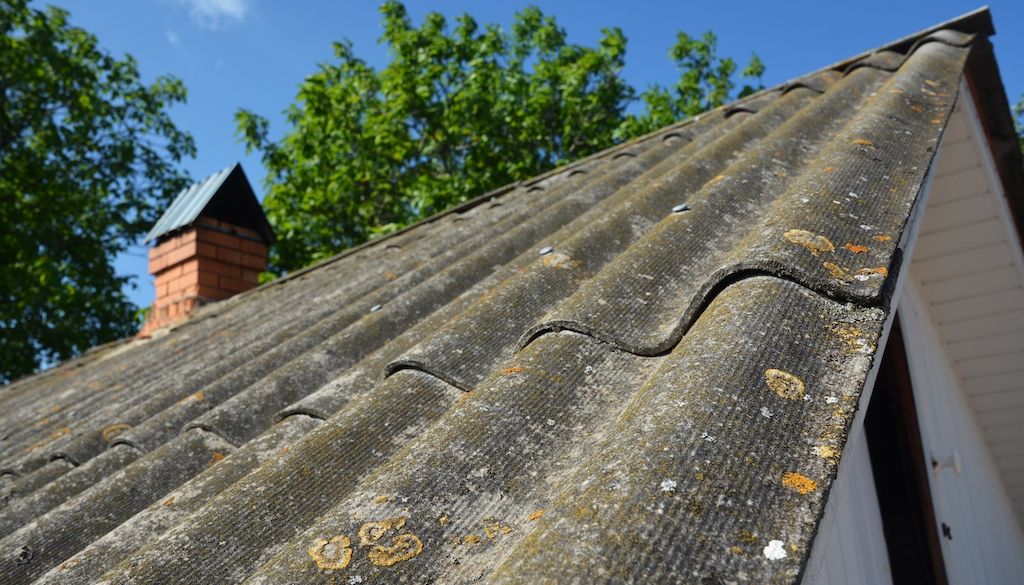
[
  {"left": 760, "top": 406, "right": 773, "bottom": 419},
  {"left": 825, "top": 396, "right": 839, "bottom": 404},
  {"left": 763, "top": 539, "right": 788, "bottom": 560},
  {"left": 546, "top": 418, "right": 555, "bottom": 427},
  {"left": 348, "top": 577, "right": 364, "bottom": 585},
  {"left": 701, "top": 432, "right": 716, "bottom": 442},
  {"left": 660, "top": 479, "right": 677, "bottom": 494}
]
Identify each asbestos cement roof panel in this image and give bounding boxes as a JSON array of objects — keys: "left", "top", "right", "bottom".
[{"left": 0, "top": 12, "right": 992, "bottom": 585}]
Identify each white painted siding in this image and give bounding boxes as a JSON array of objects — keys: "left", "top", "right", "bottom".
[
  {"left": 898, "top": 280, "right": 1024, "bottom": 584},
  {"left": 802, "top": 430, "right": 893, "bottom": 585}
]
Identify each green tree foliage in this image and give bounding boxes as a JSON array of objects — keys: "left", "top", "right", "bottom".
[
  {"left": 239, "top": 1, "right": 764, "bottom": 274},
  {"left": 1, "top": 0, "right": 195, "bottom": 383}
]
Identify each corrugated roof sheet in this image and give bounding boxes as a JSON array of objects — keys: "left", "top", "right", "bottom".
[
  {"left": 0, "top": 11, "right": 996, "bottom": 584},
  {"left": 144, "top": 164, "right": 236, "bottom": 243}
]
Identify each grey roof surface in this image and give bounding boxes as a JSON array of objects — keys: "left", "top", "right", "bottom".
[
  {"left": 144, "top": 163, "right": 274, "bottom": 244},
  {"left": 0, "top": 11, "right": 997, "bottom": 584}
]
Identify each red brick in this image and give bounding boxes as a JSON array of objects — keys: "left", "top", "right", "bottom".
[
  {"left": 202, "top": 258, "right": 241, "bottom": 278},
  {"left": 218, "top": 275, "right": 254, "bottom": 293},
  {"left": 198, "top": 229, "right": 243, "bottom": 250},
  {"left": 196, "top": 270, "right": 220, "bottom": 287},
  {"left": 240, "top": 253, "right": 266, "bottom": 270},
  {"left": 216, "top": 246, "right": 242, "bottom": 265},
  {"left": 241, "top": 269, "right": 260, "bottom": 284},
  {"left": 240, "top": 240, "right": 267, "bottom": 256},
  {"left": 180, "top": 258, "right": 200, "bottom": 276}
]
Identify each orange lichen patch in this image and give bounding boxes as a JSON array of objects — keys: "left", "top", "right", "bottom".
[
  {"left": 308, "top": 535, "right": 353, "bottom": 571},
  {"left": 832, "top": 325, "right": 870, "bottom": 354},
  {"left": 822, "top": 262, "right": 850, "bottom": 280},
  {"left": 822, "top": 166, "right": 836, "bottom": 173},
  {"left": 359, "top": 517, "right": 424, "bottom": 567},
  {"left": 457, "top": 391, "right": 475, "bottom": 403},
  {"left": 859, "top": 266, "right": 888, "bottom": 277},
  {"left": 872, "top": 234, "right": 892, "bottom": 242},
  {"left": 703, "top": 174, "right": 726, "bottom": 189},
  {"left": 101, "top": 423, "right": 132, "bottom": 443},
  {"left": 764, "top": 369, "right": 805, "bottom": 400},
  {"left": 730, "top": 546, "right": 744, "bottom": 555},
  {"left": 843, "top": 243, "right": 869, "bottom": 254},
  {"left": 528, "top": 509, "right": 544, "bottom": 521},
  {"left": 500, "top": 366, "right": 524, "bottom": 376},
  {"left": 783, "top": 229, "right": 834, "bottom": 256},
  {"left": 208, "top": 452, "right": 225, "bottom": 466},
  {"left": 851, "top": 138, "right": 875, "bottom": 147},
  {"left": 177, "top": 391, "right": 205, "bottom": 405},
  {"left": 373, "top": 494, "right": 394, "bottom": 504},
  {"left": 542, "top": 252, "right": 581, "bottom": 269},
  {"left": 924, "top": 79, "right": 940, "bottom": 87},
  {"left": 385, "top": 272, "right": 398, "bottom": 281},
  {"left": 910, "top": 105, "right": 925, "bottom": 113},
  {"left": 57, "top": 558, "right": 80, "bottom": 572},
  {"left": 815, "top": 445, "right": 839, "bottom": 460},
  {"left": 463, "top": 534, "right": 482, "bottom": 545},
  {"left": 782, "top": 471, "right": 818, "bottom": 495},
  {"left": 483, "top": 517, "right": 513, "bottom": 540}
]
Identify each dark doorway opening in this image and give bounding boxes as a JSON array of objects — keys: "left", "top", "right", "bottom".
[{"left": 864, "top": 316, "right": 948, "bottom": 585}]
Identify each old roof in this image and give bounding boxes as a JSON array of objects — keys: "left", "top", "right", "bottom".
[
  {"left": 144, "top": 163, "right": 275, "bottom": 245},
  {"left": 0, "top": 8, "right": 1012, "bottom": 584}
]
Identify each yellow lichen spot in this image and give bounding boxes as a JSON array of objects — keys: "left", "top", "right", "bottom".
[
  {"left": 500, "top": 366, "right": 524, "bottom": 376},
  {"left": 694, "top": 471, "right": 705, "bottom": 481},
  {"left": 163, "top": 497, "right": 175, "bottom": 507},
  {"left": 737, "top": 529, "right": 758, "bottom": 544},
  {"left": 463, "top": 534, "right": 482, "bottom": 545},
  {"left": 924, "top": 79, "right": 940, "bottom": 87},
  {"left": 730, "top": 546, "right": 744, "bottom": 555},
  {"left": 843, "top": 243, "right": 869, "bottom": 254},
  {"left": 783, "top": 229, "right": 834, "bottom": 256},
  {"left": 852, "top": 138, "right": 875, "bottom": 147},
  {"left": 528, "top": 509, "right": 544, "bottom": 521},
  {"left": 703, "top": 174, "right": 726, "bottom": 189},
  {"left": 782, "top": 471, "right": 818, "bottom": 495},
  {"left": 308, "top": 535, "right": 353, "bottom": 571},
  {"left": 373, "top": 494, "right": 393, "bottom": 504},
  {"left": 931, "top": 118, "right": 943, "bottom": 124},
  {"left": 101, "top": 423, "right": 131, "bottom": 443},
  {"left": 192, "top": 391, "right": 205, "bottom": 402},
  {"left": 359, "top": 517, "right": 424, "bottom": 567},
  {"left": 542, "top": 252, "right": 581, "bottom": 269},
  {"left": 872, "top": 234, "right": 892, "bottom": 242},
  {"left": 438, "top": 514, "right": 449, "bottom": 526},
  {"left": 815, "top": 445, "right": 839, "bottom": 460},
  {"left": 859, "top": 266, "right": 888, "bottom": 277},
  {"left": 833, "top": 325, "right": 871, "bottom": 354},
  {"left": 483, "top": 518, "right": 513, "bottom": 540},
  {"left": 822, "top": 166, "right": 836, "bottom": 173},
  {"left": 823, "top": 261, "right": 849, "bottom": 280},
  {"left": 764, "top": 369, "right": 805, "bottom": 400},
  {"left": 385, "top": 272, "right": 398, "bottom": 281},
  {"left": 910, "top": 104, "right": 925, "bottom": 113},
  {"left": 208, "top": 452, "right": 225, "bottom": 466}
]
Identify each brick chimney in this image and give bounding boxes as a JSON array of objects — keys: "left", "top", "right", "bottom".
[{"left": 139, "top": 164, "right": 274, "bottom": 336}]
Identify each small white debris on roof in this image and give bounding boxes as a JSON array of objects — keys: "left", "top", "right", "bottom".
[
  {"left": 760, "top": 406, "right": 773, "bottom": 419},
  {"left": 348, "top": 576, "right": 364, "bottom": 584},
  {"left": 763, "top": 539, "right": 788, "bottom": 560},
  {"left": 660, "top": 479, "right": 677, "bottom": 494},
  {"left": 860, "top": 224, "right": 874, "bottom": 230},
  {"left": 825, "top": 396, "right": 839, "bottom": 404},
  {"left": 546, "top": 418, "right": 555, "bottom": 426},
  {"left": 848, "top": 192, "right": 859, "bottom": 199},
  {"left": 700, "top": 432, "right": 715, "bottom": 442}
]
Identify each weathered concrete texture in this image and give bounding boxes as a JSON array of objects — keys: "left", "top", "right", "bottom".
[{"left": 0, "top": 17, "right": 983, "bottom": 585}]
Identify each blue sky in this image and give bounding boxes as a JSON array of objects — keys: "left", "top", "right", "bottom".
[{"left": 46, "top": 0, "right": 1024, "bottom": 309}]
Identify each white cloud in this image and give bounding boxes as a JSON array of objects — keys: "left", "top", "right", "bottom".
[
  {"left": 174, "top": 0, "right": 251, "bottom": 29},
  {"left": 166, "top": 30, "right": 180, "bottom": 45}
]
